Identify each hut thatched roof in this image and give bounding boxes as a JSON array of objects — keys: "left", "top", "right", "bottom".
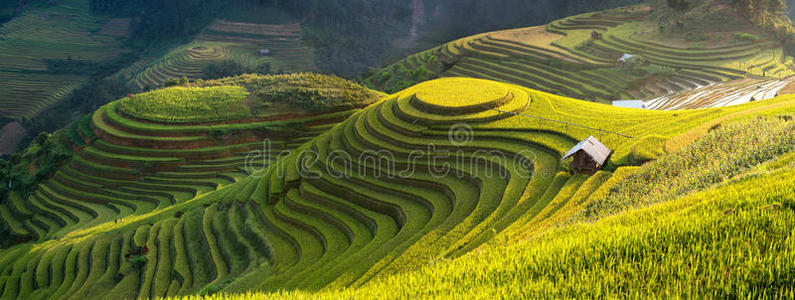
[{"left": 562, "top": 136, "right": 611, "bottom": 165}]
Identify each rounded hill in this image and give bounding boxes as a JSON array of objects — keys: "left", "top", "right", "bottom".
[
  {"left": 411, "top": 78, "right": 512, "bottom": 114},
  {"left": 0, "top": 73, "right": 383, "bottom": 251},
  {"left": 120, "top": 86, "right": 251, "bottom": 123},
  {"left": 0, "top": 76, "right": 793, "bottom": 299},
  {"left": 120, "top": 73, "right": 385, "bottom": 124},
  {"left": 196, "top": 73, "right": 387, "bottom": 112}
]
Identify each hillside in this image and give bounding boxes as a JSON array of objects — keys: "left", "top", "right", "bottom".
[
  {"left": 182, "top": 115, "right": 795, "bottom": 298},
  {"left": 6, "top": 0, "right": 775, "bottom": 156},
  {"left": 0, "top": 0, "right": 130, "bottom": 120},
  {"left": 0, "top": 2, "right": 326, "bottom": 156},
  {"left": 214, "top": 134, "right": 795, "bottom": 298},
  {"left": 127, "top": 20, "right": 316, "bottom": 91},
  {"left": 0, "top": 73, "right": 383, "bottom": 244},
  {"left": 0, "top": 76, "right": 793, "bottom": 298},
  {"left": 368, "top": 3, "right": 795, "bottom": 109}
]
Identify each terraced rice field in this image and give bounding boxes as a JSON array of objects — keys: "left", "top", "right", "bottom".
[
  {"left": 131, "top": 44, "right": 230, "bottom": 90},
  {"left": 0, "top": 0, "right": 129, "bottom": 119},
  {"left": 645, "top": 77, "right": 795, "bottom": 110},
  {"left": 0, "top": 92, "right": 361, "bottom": 243},
  {"left": 368, "top": 5, "right": 795, "bottom": 108},
  {"left": 200, "top": 21, "right": 314, "bottom": 73},
  {"left": 2, "top": 77, "right": 794, "bottom": 299},
  {"left": 130, "top": 21, "right": 315, "bottom": 90}
]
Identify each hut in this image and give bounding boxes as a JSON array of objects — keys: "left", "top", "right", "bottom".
[
  {"left": 590, "top": 30, "right": 602, "bottom": 40},
  {"left": 258, "top": 49, "right": 271, "bottom": 56},
  {"left": 562, "top": 136, "right": 611, "bottom": 173}
]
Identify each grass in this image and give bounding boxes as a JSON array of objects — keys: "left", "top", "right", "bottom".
[
  {"left": 1, "top": 76, "right": 794, "bottom": 299},
  {"left": 120, "top": 86, "right": 251, "bottom": 123}
]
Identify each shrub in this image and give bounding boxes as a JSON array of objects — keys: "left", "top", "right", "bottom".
[
  {"left": 128, "top": 255, "right": 147, "bottom": 269},
  {"left": 202, "top": 60, "right": 247, "bottom": 80},
  {"left": 733, "top": 32, "right": 759, "bottom": 42},
  {"left": 0, "top": 128, "right": 73, "bottom": 204},
  {"left": 685, "top": 31, "right": 709, "bottom": 42},
  {"left": 199, "top": 284, "right": 220, "bottom": 296},
  {"left": 667, "top": 0, "right": 691, "bottom": 10},
  {"left": 256, "top": 62, "right": 272, "bottom": 75}
]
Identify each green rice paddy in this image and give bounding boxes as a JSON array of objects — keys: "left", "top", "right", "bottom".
[{"left": 1, "top": 76, "right": 793, "bottom": 299}]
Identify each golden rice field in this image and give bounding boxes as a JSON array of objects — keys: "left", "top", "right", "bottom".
[{"left": 1, "top": 76, "right": 793, "bottom": 299}]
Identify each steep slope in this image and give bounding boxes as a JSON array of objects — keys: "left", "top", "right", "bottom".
[
  {"left": 229, "top": 136, "right": 795, "bottom": 298},
  {"left": 0, "top": 73, "right": 383, "bottom": 244},
  {"left": 128, "top": 20, "right": 315, "bottom": 91},
  {"left": 368, "top": 4, "right": 795, "bottom": 109},
  {"left": 0, "top": 77, "right": 793, "bottom": 299},
  {"left": 0, "top": 0, "right": 130, "bottom": 120}
]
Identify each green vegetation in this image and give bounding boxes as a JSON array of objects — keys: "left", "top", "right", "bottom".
[
  {"left": 202, "top": 60, "right": 272, "bottom": 81},
  {"left": 0, "top": 0, "right": 130, "bottom": 120},
  {"left": 734, "top": 32, "right": 760, "bottom": 42},
  {"left": 191, "top": 161, "right": 795, "bottom": 298},
  {"left": 142, "top": 79, "right": 795, "bottom": 300},
  {"left": 8, "top": 0, "right": 787, "bottom": 157},
  {"left": 128, "top": 21, "right": 314, "bottom": 91},
  {"left": 0, "top": 132, "right": 75, "bottom": 199},
  {"left": 0, "top": 73, "right": 374, "bottom": 246},
  {"left": 368, "top": 2, "right": 795, "bottom": 108},
  {"left": 0, "top": 76, "right": 794, "bottom": 298},
  {"left": 3, "top": 0, "right": 795, "bottom": 296},
  {"left": 582, "top": 117, "right": 795, "bottom": 219},
  {"left": 120, "top": 86, "right": 251, "bottom": 123},
  {"left": 732, "top": 0, "right": 795, "bottom": 53},
  {"left": 193, "top": 73, "right": 386, "bottom": 112},
  {"left": 89, "top": 0, "right": 414, "bottom": 77}
]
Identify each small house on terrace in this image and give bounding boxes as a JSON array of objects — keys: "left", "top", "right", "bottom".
[{"left": 562, "top": 136, "right": 611, "bottom": 173}]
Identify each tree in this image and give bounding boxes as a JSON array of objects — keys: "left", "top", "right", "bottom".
[
  {"left": 667, "top": 0, "right": 691, "bottom": 10},
  {"left": 201, "top": 60, "right": 251, "bottom": 80},
  {"left": 0, "top": 159, "right": 8, "bottom": 203}
]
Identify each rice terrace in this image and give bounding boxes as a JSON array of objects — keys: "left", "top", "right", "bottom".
[{"left": 1, "top": 0, "right": 795, "bottom": 299}]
